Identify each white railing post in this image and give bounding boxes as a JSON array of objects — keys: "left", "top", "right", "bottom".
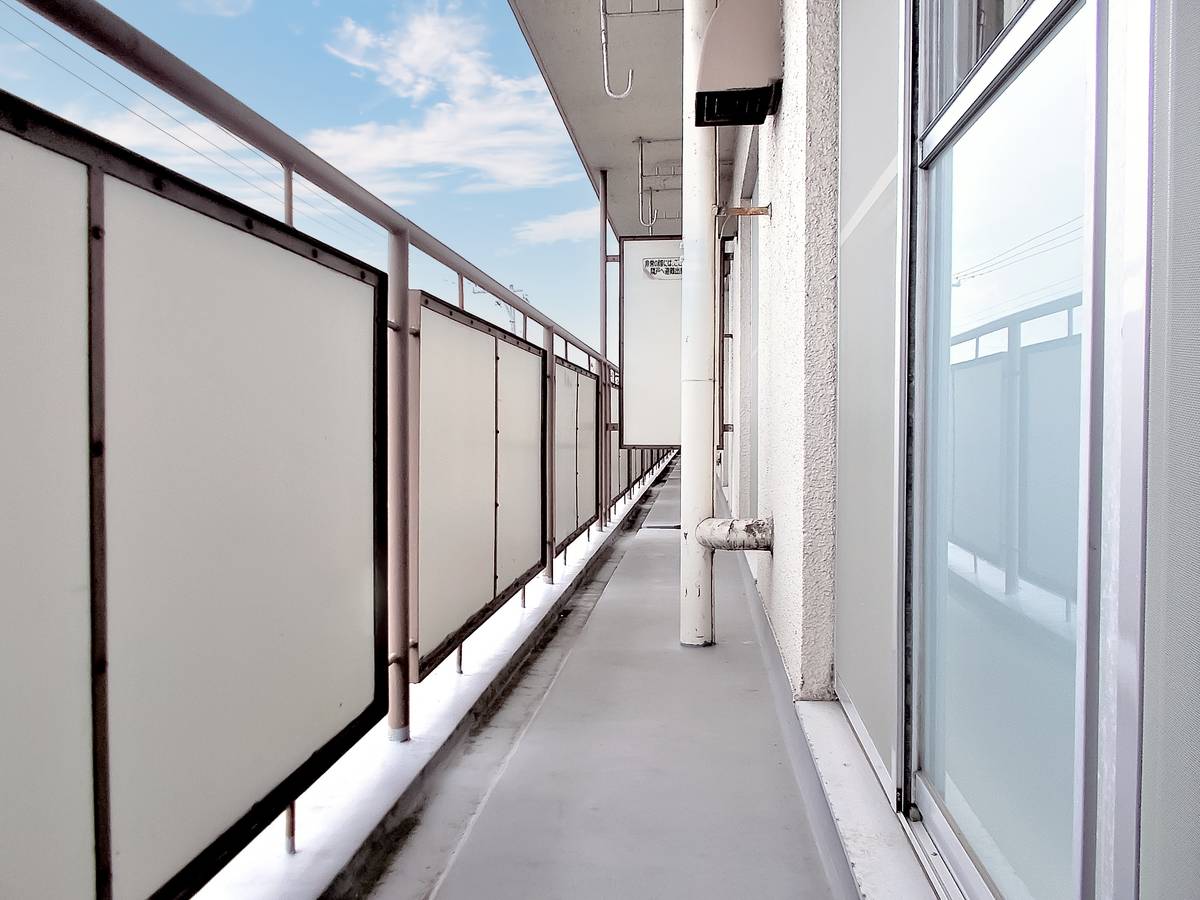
[
  {"left": 387, "top": 229, "right": 412, "bottom": 741},
  {"left": 543, "top": 329, "right": 557, "bottom": 583},
  {"left": 282, "top": 164, "right": 294, "bottom": 227}
]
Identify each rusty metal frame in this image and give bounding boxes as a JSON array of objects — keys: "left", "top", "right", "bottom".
[
  {"left": 416, "top": 290, "right": 543, "bottom": 355},
  {"left": 0, "top": 90, "right": 388, "bottom": 900}
]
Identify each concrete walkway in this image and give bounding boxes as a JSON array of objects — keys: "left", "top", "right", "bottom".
[{"left": 373, "top": 465, "right": 836, "bottom": 900}]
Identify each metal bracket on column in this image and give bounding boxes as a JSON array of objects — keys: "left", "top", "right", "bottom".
[{"left": 715, "top": 204, "right": 772, "bottom": 218}]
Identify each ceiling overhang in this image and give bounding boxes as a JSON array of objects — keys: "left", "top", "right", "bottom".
[{"left": 508, "top": 0, "right": 733, "bottom": 240}]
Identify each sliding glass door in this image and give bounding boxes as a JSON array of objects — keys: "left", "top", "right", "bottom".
[{"left": 913, "top": 2, "right": 1093, "bottom": 897}]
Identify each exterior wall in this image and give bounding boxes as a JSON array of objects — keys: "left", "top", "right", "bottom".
[{"left": 744, "top": 0, "right": 840, "bottom": 700}]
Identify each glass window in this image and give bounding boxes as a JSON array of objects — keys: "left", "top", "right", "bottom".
[
  {"left": 920, "top": 7, "right": 1088, "bottom": 899},
  {"left": 938, "top": 0, "right": 1030, "bottom": 106}
]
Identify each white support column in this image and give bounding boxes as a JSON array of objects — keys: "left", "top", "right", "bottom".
[{"left": 680, "top": 0, "right": 716, "bottom": 646}]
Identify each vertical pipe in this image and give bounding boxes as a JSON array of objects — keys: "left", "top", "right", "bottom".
[
  {"left": 521, "top": 293, "right": 528, "bottom": 598},
  {"left": 520, "top": 293, "right": 528, "bottom": 595},
  {"left": 388, "top": 230, "right": 412, "bottom": 741},
  {"left": 285, "top": 803, "right": 295, "bottom": 854},
  {"left": 283, "top": 164, "right": 294, "bottom": 227},
  {"left": 599, "top": 169, "right": 611, "bottom": 527},
  {"left": 283, "top": 158, "right": 299, "bottom": 774},
  {"left": 458, "top": 273, "right": 465, "bottom": 309},
  {"left": 406, "top": 286, "right": 422, "bottom": 695},
  {"left": 680, "top": 0, "right": 717, "bottom": 646},
  {"left": 543, "top": 328, "right": 557, "bottom": 583}
]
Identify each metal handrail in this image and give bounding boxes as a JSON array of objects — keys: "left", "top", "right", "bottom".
[{"left": 20, "top": 0, "right": 611, "bottom": 366}]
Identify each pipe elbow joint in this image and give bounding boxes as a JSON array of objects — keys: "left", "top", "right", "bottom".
[{"left": 694, "top": 516, "right": 773, "bottom": 551}]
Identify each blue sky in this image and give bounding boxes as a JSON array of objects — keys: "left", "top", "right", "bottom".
[{"left": 0, "top": 0, "right": 610, "bottom": 351}]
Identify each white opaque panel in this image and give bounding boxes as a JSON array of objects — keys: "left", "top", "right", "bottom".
[
  {"left": 1142, "top": 0, "right": 1200, "bottom": 890},
  {"left": 834, "top": 191, "right": 900, "bottom": 785},
  {"left": 576, "top": 371, "right": 598, "bottom": 528},
  {"left": 554, "top": 364, "right": 578, "bottom": 544},
  {"left": 622, "top": 239, "right": 681, "bottom": 445},
  {"left": 418, "top": 310, "right": 497, "bottom": 658},
  {"left": 496, "top": 340, "right": 543, "bottom": 590},
  {"left": 834, "top": 0, "right": 902, "bottom": 791},
  {"left": 620, "top": 447, "right": 630, "bottom": 495},
  {"left": 610, "top": 431, "right": 621, "bottom": 502},
  {"left": 610, "top": 386, "right": 622, "bottom": 502},
  {"left": 102, "top": 176, "right": 377, "bottom": 900},
  {"left": 0, "top": 131, "right": 95, "bottom": 900}
]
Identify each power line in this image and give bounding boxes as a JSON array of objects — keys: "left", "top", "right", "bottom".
[
  {"left": 958, "top": 233, "right": 1082, "bottom": 281},
  {"left": 953, "top": 215, "right": 1083, "bottom": 280},
  {"left": 0, "top": 1, "right": 381, "bottom": 244},
  {"left": 0, "top": 22, "right": 292, "bottom": 203}
]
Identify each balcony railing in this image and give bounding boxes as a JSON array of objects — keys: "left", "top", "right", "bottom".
[{"left": 0, "top": 4, "right": 671, "bottom": 896}]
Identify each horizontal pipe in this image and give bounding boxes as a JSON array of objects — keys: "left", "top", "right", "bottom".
[
  {"left": 20, "top": 0, "right": 610, "bottom": 366},
  {"left": 694, "top": 517, "right": 773, "bottom": 552}
]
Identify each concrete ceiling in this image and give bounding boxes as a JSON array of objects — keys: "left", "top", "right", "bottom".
[{"left": 509, "top": 0, "right": 732, "bottom": 239}]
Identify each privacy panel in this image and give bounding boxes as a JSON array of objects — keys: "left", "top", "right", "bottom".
[
  {"left": 102, "top": 175, "right": 382, "bottom": 900},
  {"left": 496, "top": 340, "right": 545, "bottom": 592},
  {"left": 0, "top": 128, "right": 96, "bottom": 900},
  {"left": 610, "top": 385, "right": 622, "bottom": 502},
  {"left": 554, "top": 363, "right": 579, "bottom": 548},
  {"left": 610, "top": 431, "right": 622, "bottom": 502},
  {"left": 576, "top": 369, "right": 599, "bottom": 529},
  {"left": 621, "top": 237, "right": 682, "bottom": 446},
  {"left": 418, "top": 308, "right": 497, "bottom": 662},
  {"left": 1018, "top": 336, "right": 1082, "bottom": 598},
  {"left": 950, "top": 355, "right": 1007, "bottom": 563}
]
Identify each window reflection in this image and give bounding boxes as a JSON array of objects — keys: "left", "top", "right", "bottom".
[
  {"left": 921, "top": 8, "right": 1087, "bottom": 899},
  {"left": 939, "top": 0, "right": 1031, "bottom": 105}
]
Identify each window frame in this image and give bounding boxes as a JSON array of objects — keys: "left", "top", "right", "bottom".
[{"left": 905, "top": 1, "right": 1107, "bottom": 897}]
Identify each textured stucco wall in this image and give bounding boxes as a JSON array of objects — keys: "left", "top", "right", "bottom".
[{"left": 749, "top": 0, "right": 839, "bottom": 700}]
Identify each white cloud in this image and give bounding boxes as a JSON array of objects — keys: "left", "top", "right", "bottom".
[
  {"left": 313, "top": 6, "right": 579, "bottom": 193},
  {"left": 514, "top": 206, "right": 599, "bottom": 245},
  {"left": 180, "top": 0, "right": 254, "bottom": 16}
]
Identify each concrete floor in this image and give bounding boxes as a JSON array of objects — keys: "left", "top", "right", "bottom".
[{"left": 370, "top": 465, "right": 835, "bottom": 900}]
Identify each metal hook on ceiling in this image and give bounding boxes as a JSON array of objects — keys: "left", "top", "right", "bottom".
[
  {"left": 600, "top": 0, "right": 633, "bottom": 99},
  {"left": 636, "top": 138, "right": 659, "bottom": 228}
]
